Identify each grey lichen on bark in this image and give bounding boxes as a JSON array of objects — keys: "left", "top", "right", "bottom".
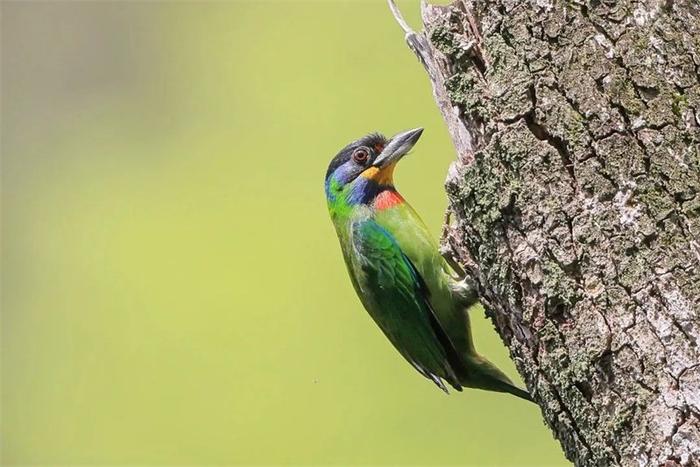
[{"left": 391, "top": 0, "right": 700, "bottom": 465}]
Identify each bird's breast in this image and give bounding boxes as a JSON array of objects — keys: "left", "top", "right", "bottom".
[{"left": 372, "top": 190, "right": 405, "bottom": 211}]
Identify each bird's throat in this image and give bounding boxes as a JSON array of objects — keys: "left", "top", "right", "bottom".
[{"left": 361, "top": 161, "right": 397, "bottom": 186}]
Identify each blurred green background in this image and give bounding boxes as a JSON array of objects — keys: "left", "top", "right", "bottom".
[{"left": 1, "top": 1, "right": 566, "bottom": 465}]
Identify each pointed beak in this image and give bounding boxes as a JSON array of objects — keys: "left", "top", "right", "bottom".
[{"left": 373, "top": 127, "right": 423, "bottom": 169}]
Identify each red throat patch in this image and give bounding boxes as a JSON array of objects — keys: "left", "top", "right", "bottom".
[{"left": 374, "top": 190, "right": 404, "bottom": 210}]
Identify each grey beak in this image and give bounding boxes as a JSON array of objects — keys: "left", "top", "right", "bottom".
[{"left": 373, "top": 127, "right": 424, "bottom": 168}]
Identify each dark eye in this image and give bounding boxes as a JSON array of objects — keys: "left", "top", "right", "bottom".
[{"left": 353, "top": 147, "right": 369, "bottom": 164}]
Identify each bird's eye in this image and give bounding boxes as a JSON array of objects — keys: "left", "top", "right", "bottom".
[{"left": 353, "top": 148, "right": 369, "bottom": 164}]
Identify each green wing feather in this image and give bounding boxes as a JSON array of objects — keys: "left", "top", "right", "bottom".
[{"left": 349, "top": 219, "right": 464, "bottom": 392}]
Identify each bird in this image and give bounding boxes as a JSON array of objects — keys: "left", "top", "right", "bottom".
[{"left": 324, "top": 128, "right": 533, "bottom": 402}]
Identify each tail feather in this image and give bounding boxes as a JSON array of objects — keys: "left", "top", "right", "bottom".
[
  {"left": 490, "top": 378, "right": 535, "bottom": 403},
  {"left": 463, "top": 354, "right": 536, "bottom": 404}
]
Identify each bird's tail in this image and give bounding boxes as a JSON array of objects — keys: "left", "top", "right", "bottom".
[
  {"left": 462, "top": 354, "right": 535, "bottom": 404},
  {"left": 486, "top": 376, "right": 534, "bottom": 402}
]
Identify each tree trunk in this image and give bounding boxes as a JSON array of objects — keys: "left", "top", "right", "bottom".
[{"left": 392, "top": 1, "right": 700, "bottom": 465}]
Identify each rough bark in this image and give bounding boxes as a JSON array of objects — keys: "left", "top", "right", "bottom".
[{"left": 391, "top": 0, "right": 700, "bottom": 465}]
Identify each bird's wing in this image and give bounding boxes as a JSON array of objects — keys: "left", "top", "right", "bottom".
[{"left": 349, "top": 218, "right": 464, "bottom": 392}]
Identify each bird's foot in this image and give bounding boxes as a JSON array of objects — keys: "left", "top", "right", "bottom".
[{"left": 440, "top": 211, "right": 467, "bottom": 280}]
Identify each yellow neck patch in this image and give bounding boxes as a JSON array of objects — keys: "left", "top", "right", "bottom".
[{"left": 361, "top": 162, "right": 396, "bottom": 186}]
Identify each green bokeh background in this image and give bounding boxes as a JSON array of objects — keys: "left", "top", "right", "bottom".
[{"left": 1, "top": 1, "right": 566, "bottom": 465}]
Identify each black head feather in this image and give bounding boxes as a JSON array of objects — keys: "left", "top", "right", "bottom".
[{"left": 324, "top": 133, "right": 388, "bottom": 182}]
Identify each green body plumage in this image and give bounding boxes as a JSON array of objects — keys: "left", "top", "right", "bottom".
[{"left": 325, "top": 129, "right": 532, "bottom": 402}]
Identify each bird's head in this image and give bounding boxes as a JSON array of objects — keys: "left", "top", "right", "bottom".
[{"left": 324, "top": 128, "right": 423, "bottom": 207}]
